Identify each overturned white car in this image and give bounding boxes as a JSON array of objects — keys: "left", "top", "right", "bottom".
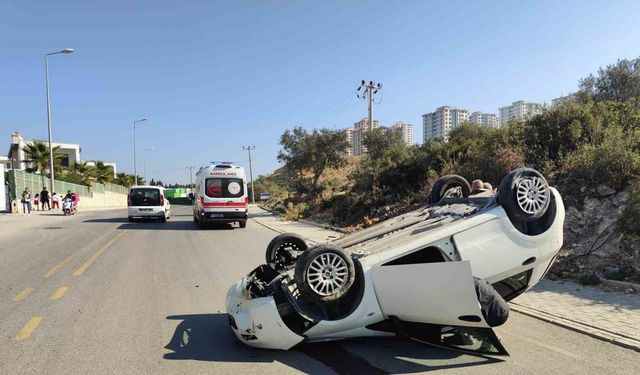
[{"left": 226, "top": 168, "right": 564, "bottom": 355}]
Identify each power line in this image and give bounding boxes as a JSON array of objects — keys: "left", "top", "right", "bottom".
[{"left": 242, "top": 146, "right": 256, "bottom": 204}]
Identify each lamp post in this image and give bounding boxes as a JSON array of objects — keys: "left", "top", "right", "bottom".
[
  {"left": 45, "top": 48, "right": 73, "bottom": 192},
  {"left": 143, "top": 147, "right": 155, "bottom": 184},
  {"left": 133, "top": 118, "right": 148, "bottom": 186}
]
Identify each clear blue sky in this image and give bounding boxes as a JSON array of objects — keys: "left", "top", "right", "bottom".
[{"left": 1, "top": 0, "right": 639, "bottom": 184}]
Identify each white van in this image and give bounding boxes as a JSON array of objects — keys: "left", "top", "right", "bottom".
[
  {"left": 128, "top": 186, "right": 171, "bottom": 222},
  {"left": 192, "top": 163, "right": 248, "bottom": 228}
]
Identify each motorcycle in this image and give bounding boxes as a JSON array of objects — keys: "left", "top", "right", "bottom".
[{"left": 62, "top": 198, "right": 76, "bottom": 216}]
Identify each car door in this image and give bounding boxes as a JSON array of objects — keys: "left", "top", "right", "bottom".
[
  {"left": 453, "top": 217, "right": 542, "bottom": 283},
  {"left": 370, "top": 260, "right": 509, "bottom": 355},
  {"left": 371, "top": 260, "right": 487, "bottom": 328}
]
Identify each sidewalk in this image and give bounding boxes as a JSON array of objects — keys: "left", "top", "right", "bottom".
[{"left": 249, "top": 206, "right": 640, "bottom": 352}]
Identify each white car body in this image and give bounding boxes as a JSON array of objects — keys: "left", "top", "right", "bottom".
[
  {"left": 127, "top": 186, "right": 171, "bottom": 221},
  {"left": 226, "top": 184, "right": 565, "bottom": 355},
  {"left": 192, "top": 163, "right": 249, "bottom": 228}
]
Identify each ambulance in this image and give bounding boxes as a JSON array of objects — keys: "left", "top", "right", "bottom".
[{"left": 192, "top": 163, "right": 249, "bottom": 229}]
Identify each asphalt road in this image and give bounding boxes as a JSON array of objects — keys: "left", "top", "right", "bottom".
[{"left": 0, "top": 205, "right": 638, "bottom": 375}]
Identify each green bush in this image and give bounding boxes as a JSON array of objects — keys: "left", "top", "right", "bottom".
[
  {"left": 620, "top": 182, "right": 640, "bottom": 234},
  {"left": 282, "top": 202, "right": 309, "bottom": 221},
  {"left": 559, "top": 129, "right": 640, "bottom": 191}
]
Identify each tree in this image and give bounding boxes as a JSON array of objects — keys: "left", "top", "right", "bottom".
[
  {"left": 94, "top": 161, "right": 114, "bottom": 185},
  {"left": 579, "top": 57, "right": 640, "bottom": 104},
  {"left": 22, "top": 140, "right": 63, "bottom": 174},
  {"left": 73, "top": 162, "right": 97, "bottom": 186},
  {"left": 277, "top": 126, "right": 348, "bottom": 197}
]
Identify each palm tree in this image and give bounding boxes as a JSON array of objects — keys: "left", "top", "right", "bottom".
[
  {"left": 94, "top": 161, "right": 114, "bottom": 184},
  {"left": 114, "top": 172, "right": 134, "bottom": 187},
  {"left": 73, "top": 161, "right": 97, "bottom": 187},
  {"left": 22, "top": 140, "right": 63, "bottom": 174}
]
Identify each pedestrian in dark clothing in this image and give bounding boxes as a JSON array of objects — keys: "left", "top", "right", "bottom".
[
  {"left": 21, "top": 187, "right": 32, "bottom": 215},
  {"left": 40, "top": 187, "right": 51, "bottom": 210}
]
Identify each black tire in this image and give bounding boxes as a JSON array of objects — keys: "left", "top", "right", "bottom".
[
  {"left": 161, "top": 215, "right": 167, "bottom": 223},
  {"left": 128, "top": 216, "right": 133, "bottom": 222},
  {"left": 294, "top": 244, "right": 355, "bottom": 303},
  {"left": 239, "top": 220, "right": 247, "bottom": 228},
  {"left": 429, "top": 175, "right": 471, "bottom": 203},
  {"left": 498, "top": 168, "right": 550, "bottom": 222},
  {"left": 266, "top": 233, "right": 308, "bottom": 271}
]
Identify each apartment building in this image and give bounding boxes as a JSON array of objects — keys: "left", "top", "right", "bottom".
[
  {"left": 422, "top": 106, "right": 469, "bottom": 142},
  {"left": 387, "top": 122, "right": 414, "bottom": 146},
  {"left": 351, "top": 118, "right": 380, "bottom": 156},
  {"left": 551, "top": 93, "right": 577, "bottom": 107},
  {"left": 469, "top": 111, "right": 499, "bottom": 127},
  {"left": 344, "top": 127, "right": 354, "bottom": 156},
  {"left": 499, "top": 101, "right": 544, "bottom": 126}
]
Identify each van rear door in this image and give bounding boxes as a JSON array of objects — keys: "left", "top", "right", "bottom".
[
  {"left": 130, "top": 188, "right": 161, "bottom": 206},
  {"left": 204, "top": 177, "right": 246, "bottom": 206}
]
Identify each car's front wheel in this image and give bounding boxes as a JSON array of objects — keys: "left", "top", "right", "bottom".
[
  {"left": 498, "top": 168, "right": 550, "bottom": 221},
  {"left": 294, "top": 244, "right": 355, "bottom": 303}
]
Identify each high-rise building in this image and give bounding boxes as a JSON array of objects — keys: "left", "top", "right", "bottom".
[
  {"left": 469, "top": 111, "right": 499, "bottom": 127},
  {"left": 499, "top": 101, "right": 544, "bottom": 126},
  {"left": 344, "top": 128, "right": 354, "bottom": 156},
  {"left": 422, "top": 106, "right": 469, "bottom": 142},
  {"left": 388, "top": 122, "right": 413, "bottom": 146},
  {"left": 351, "top": 118, "right": 379, "bottom": 156},
  {"left": 551, "top": 93, "right": 577, "bottom": 107}
]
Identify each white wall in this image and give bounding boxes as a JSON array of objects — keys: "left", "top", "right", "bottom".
[{"left": 0, "top": 163, "right": 6, "bottom": 212}]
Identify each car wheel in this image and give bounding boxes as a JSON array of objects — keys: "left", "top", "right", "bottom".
[
  {"left": 161, "top": 215, "right": 167, "bottom": 223},
  {"left": 430, "top": 175, "right": 471, "bottom": 203},
  {"left": 239, "top": 220, "right": 247, "bottom": 228},
  {"left": 498, "top": 168, "right": 550, "bottom": 222},
  {"left": 128, "top": 216, "right": 133, "bottom": 222},
  {"left": 294, "top": 244, "right": 355, "bottom": 303},
  {"left": 266, "top": 233, "right": 308, "bottom": 271}
]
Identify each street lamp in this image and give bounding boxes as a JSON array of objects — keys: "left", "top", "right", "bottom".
[
  {"left": 45, "top": 48, "right": 73, "bottom": 193},
  {"left": 143, "top": 147, "right": 155, "bottom": 184},
  {"left": 133, "top": 118, "right": 148, "bottom": 186}
]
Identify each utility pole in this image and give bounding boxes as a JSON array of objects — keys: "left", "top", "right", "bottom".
[
  {"left": 356, "top": 80, "right": 382, "bottom": 130},
  {"left": 186, "top": 166, "right": 194, "bottom": 189},
  {"left": 242, "top": 146, "right": 256, "bottom": 204}
]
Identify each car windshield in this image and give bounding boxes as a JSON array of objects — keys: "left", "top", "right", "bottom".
[
  {"left": 205, "top": 178, "right": 244, "bottom": 199},
  {"left": 130, "top": 188, "right": 160, "bottom": 206}
]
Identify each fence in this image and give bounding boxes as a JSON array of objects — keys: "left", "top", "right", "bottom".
[{"left": 8, "top": 170, "right": 129, "bottom": 211}]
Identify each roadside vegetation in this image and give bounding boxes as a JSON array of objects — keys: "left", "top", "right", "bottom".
[{"left": 258, "top": 56, "right": 640, "bottom": 228}]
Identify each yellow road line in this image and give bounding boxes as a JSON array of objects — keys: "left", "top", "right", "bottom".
[
  {"left": 43, "top": 230, "right": 117, "bottom": 278},
  {"left": 15, "top": 316, "right": 43, "bottom": 341},
  {"left": 13, "top": 288, "right": 34, "bottom": 302},
  {"left": 50, "top": 286, "right": 69, "bottom": 300},
  {"left": 73, "top": 230, "right": 127, "bottom": 276}
]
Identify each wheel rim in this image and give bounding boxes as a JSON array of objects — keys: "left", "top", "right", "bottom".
[
  {"left": 516, "top": 176, "right": 548, "bottom": 215},
  {"left": 442, "top": 186, "right": 463, "bottom": 198},
  {"left": 306, "top": 253, "right": 349, "bottom": 296},
  {"left": 274, "top": 241, "right": 304, "bottom": 268}
]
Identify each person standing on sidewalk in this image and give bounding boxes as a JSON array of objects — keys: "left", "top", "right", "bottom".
[
  {"left": 40, "top": 186, "right": 50, "bottom": 210},
  {"left": 33, "top": 193, "right": 40, "bottom": 211},
  {"left": 21, "top": 187, "right": 32, "bottom": 215},
  {"left": 51, "top": 192, "right": 59, "bottom": 210}
]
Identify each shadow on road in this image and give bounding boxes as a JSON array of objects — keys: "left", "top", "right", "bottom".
[
  {"left": 82, "top": 218, "right": 240, "bottom": 231},
  {"left": 163, "top": 313, "right": 500, "bottom": 375}
]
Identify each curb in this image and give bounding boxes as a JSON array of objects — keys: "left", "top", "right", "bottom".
[
  {"left": 560, "top": 271, "right": 640, "bottom": 293},
  {"left": 298, "top": 219, "right": 349, "bottom": 234},
  {"left": 249, "top": 215, "right": 320, "bottom": 245},
  {"left": 510, "top": 303, "right": 640, "bottom": 353}
]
